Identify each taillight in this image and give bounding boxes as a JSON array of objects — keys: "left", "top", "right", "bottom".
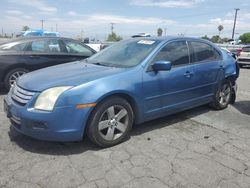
[{"left": 237, "top": 48, "right": 242, "bottom": 56}]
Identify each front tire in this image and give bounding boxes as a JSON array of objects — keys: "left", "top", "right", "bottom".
[
  {"left": 4, "top": 68, "right": 28, "bottom": 90},
  {"left": 211, "top": 80, "right": 232, "bottom": 110},
  {"left": 86, "top": 97, "right": 134, "bottom": 147}
]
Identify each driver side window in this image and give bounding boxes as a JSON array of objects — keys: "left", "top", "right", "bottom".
[
  {"left": 63, "top": 40, "right": 94, "bottom": 56},
  {"left": 152, "top": 41, "right": 189, "bottom": 67}
]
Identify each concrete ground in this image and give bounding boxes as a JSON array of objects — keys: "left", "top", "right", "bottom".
[{"left": 0, "top": 68, "right": 249, "bottom": 188}]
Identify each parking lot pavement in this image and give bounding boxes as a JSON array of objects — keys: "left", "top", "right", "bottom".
[{"left": 0, "top": 69, "right": 249, "bottom": 188}]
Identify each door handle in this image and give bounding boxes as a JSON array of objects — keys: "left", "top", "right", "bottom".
[
  {"left": 184, "top": 71, "right": 193, "bottom": 78},
  {"left": 219, "top": 65, "right": 224, "bottom": 70}
]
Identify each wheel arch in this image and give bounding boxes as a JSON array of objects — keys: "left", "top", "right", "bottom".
[
  {"left": 85, "top": 92, "right": 142, "bottom": 133},
  {"left": 2, "top": 64, "right": 31, "bottom": 82}
]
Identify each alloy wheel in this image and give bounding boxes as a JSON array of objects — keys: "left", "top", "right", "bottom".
[
  {"left": 98, "top": 105, "right": 129, "bottom": 141},
  {"left": 9, "top": 71, "right": 26, "bottom": 87},
  {"left": 218, "top": 83, "right": 231, "bottom": 106}
]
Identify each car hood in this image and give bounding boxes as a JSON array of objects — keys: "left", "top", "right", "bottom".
[{"left": 18, "top": 61, "right": 124, "bottom": 92}]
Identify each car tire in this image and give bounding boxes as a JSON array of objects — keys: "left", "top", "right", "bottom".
[
  {"left": 4, "top": 68, "right": 28, "bottom": 90},
  {"left": 86, "top": 97, "right": 134, "bottom": 148},
  {"left": 211, "top": 80, "right": 232, "bottom": 110}
]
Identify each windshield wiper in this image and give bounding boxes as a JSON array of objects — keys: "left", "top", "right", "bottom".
[{"left": 93, "top": 62, "right": 112, "bottom": 67}]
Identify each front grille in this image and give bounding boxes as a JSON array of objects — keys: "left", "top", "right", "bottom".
[{"left": 11, "top": 84, "right": 35, "bottom": 105}]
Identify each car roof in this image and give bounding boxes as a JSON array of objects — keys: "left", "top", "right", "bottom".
[
  {"left": 128, "top": 36, "right": 213, "bottom": 44},
  {"left": 0, "top": 36, "right": 76, "bottom": 44}
]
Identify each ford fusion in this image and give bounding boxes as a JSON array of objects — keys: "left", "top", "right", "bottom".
[{"left": 4, "top": 37, "right": 239, "bottom": 147}]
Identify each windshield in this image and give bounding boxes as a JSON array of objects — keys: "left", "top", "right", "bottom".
[{"left": 87, "top": 39, "right": 160, "bottom": 68}]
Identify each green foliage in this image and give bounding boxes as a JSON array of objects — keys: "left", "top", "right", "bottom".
[
  {"left": 202, "top": 35, "right": 210, "bottom": 41},
  {"left": 202, "top": 35, "right": 230, "bottom": 44},
  {"left": 221, "top": 37, "right": 230, "bottom": 43},
  {"left": 210, "top": 35, "right": 221, "bottom": 43},
  {"left": 22, "top": 26, "right": 30, "bottom": 31},
  {"left": 239, "top": 32, "right": 250, "bottom": 43},
  {"left": 157, "top": 28, "right": 163, "bottom": 37},
  {"left": 210, "top": 35, "right": 220, "bottom": 43},
  {"left": 107, "top": 32, "right": 122, "bottom": 42}
]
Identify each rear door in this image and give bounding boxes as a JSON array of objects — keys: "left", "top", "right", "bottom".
[{"left": 188, "top": 40, "right": 222, "bottom": 98}]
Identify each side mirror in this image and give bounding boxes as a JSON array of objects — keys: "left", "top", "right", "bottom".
[{"left": 152, "top": 61, "right": 172, "bottom": 71}]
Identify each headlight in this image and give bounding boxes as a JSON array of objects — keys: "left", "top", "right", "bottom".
[{"left": 34, "top": 86, "right": 72, "bottom": 111}]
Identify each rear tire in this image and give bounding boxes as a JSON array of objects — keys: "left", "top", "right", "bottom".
[
  {"left": 4, "top": 68, "right": 28, "bottom": 90},
  {"left": 211, "top": 80, "right": 232, "bottom": 110},
  {"left": 86, "top": 97, "right": 134, "bottom": 148}
]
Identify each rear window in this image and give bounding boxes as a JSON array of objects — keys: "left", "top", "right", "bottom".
[
  {"left": 242, "top": 47, "right": 250, "bottom": 52},
  {"left": 0, "top": 41, "right": 27, "bottom": 51},
  {"left": 63, "top": 40, "right": 94, "bottom": 56},
  {"left": 190, "top": 41, "right": 221, "bottom": 63}
]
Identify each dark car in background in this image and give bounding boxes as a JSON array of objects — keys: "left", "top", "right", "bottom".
[{"left": 0, "top": 37, "right": 96, "bottom": 89}]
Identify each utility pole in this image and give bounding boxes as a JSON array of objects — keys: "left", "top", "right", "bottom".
[
  {"left": 110, "top": 23, "right": 115, "bottom": 34},
  {"left": 56, "top": 24, "right": 58, "bottom": 32},
  {"left": 40, "top": 19, "right": 45, "bottom": 30},
  {"left": 81, "top": 30, "right": 84, "bottom": 40},
  {"left": 164, "top": 28, "right": 167, "bottom": 36},
  {"left": 232, "top": 8, "right": 240, "bottom": 40}
]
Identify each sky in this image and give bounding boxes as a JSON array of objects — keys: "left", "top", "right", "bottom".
[{"left": 0, "top": 0, "right": 250, "bottom": 40}]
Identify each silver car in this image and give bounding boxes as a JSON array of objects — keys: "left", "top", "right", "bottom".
[{"left": 238, "top": 46, "right": 250, "bottom": 67}]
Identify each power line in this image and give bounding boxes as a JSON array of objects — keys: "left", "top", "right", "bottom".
[{"left": 40, "top": 19, "right": 45, "bottom": 30}]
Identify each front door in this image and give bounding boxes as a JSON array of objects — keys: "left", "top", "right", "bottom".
[{"left": 142, "top": 40, "right": 195, "bottom": 120}]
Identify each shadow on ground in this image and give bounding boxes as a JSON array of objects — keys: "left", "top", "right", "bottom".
[
  {"left": 9, "top": 105, "right": 211, "bottom": 155},
  {"left": 131, "top": 105, "right": 210, "bottom": 136},
  {"left": 8, "top": 126, "right": 99, "bottom": 155},
  {"left": 232, "top": 101, "right": 250, "bottom": 116},
  {"left": 0, "top": 88, "right": 7, "bottom": 95},
  {"left": 240, "top": 65, "right": 250, "bottom": 69}
]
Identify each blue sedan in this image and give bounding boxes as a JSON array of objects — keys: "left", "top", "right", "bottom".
[{"left": 4, "top": 37, "right": 239, "bottom": 147}]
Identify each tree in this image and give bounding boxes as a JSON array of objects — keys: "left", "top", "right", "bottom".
[
  {"left": 202, "top": 35, "right": 210, "bottom": 41},
  {"left": 239, "top": 32, "right": 250, "bottom": 44},
  {"left": 221, "top": 37, "right": 230, "bottom": 43},
  {"left": 107, "top": 32, "right": 122, "bottom": 42},
  {"left": 22, "top": 26, "right": 30, "bottom": 31},
  {"left": 210, "top": 35, "right": 220, "bottom": 43},
  {"left": 157, "top": 28, "right": 163, "bottom": 37},
  {"left": 217, "top": 25, "right": 224, "bottom": 36}
]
